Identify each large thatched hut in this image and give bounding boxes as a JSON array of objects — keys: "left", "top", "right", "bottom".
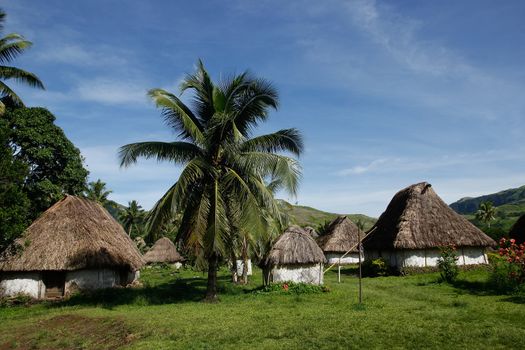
[
  {"left": 509, "top": 214, "right": 525, "bottom": 244},
  {"left": 143, "top": 237, "right": 184, "bottom": 267},
  {"left": 264, "top": 226, "right": 326, "bottom": 285},
  {"left": 362, "top": 182, "right": 496, "bottom": 269},
  {"left": 0, "top": 195, "right": 144, "bottom": 299},
  {"left": 317, "top": 216, "right": 364, "bottom": 265}
]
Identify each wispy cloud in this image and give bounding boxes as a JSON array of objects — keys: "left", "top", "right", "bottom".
[
  {"left": 75, "top": 78, "right": 149, "bottom": 105},
  {"left": 337, "top": 158, "right": 388, "bottom": 175},
  {"left": 37, "top": 44, "right": 128, "bottom": 67}
]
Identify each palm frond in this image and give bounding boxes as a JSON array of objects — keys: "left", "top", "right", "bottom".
[
  {"left": 0, "top": 34, "right": 32, "bottom": 63},
  {"left": 0, "top": 80, "right": 23, "bottom": 106},
  {"left": 148, "top": 88, "right": 204, "bottom": 143},
  {"left": 179, "top": 59, "right": 215, "bottom": 123},
  {"left": 241, "top": 128, "right": 304, "bottom": 156},
  {"left": 118, "top": 141, "right": 202, "bottom": 167},
  {"left": 0, "top": 65, "right": 44, "bottom": 89}
]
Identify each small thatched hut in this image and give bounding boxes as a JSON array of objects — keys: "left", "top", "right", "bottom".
[
  {"left": 0, "top": 195, "right": 144, "bottom": 299},
  {"left": 317, "top": 216, "right": 364, "bottom": 265},
  {"left": 143, "top": 237, "right": 185, "bottom": 267},
  {"left": 363, "top": 182, "right": 496, "bottom": 269},
  {"left": 509, "top": 214, "right": 525, "bottom": 244},
  {"left": 264, "top": 226, "right": 326, "bottom": 285}
]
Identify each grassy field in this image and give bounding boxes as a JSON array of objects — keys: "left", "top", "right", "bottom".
[{"left": 1, "top": 266, "right": 524, "bottom": 349}]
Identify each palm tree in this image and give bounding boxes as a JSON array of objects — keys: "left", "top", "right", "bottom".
[
  {"left": 475, "top": 201, "right": 496, "bottom": 228},
  {"left": 84, "top": 179, "right": 112, "bottom": 206},
  {"left": 119, "top": 200, "right": 144, "bottom": 236},
  {"left": 119, "top": 60, "right": 303, "bottom": 301},
  {"left": 0, "top": 9, "right": 44, "bottom": 113}
]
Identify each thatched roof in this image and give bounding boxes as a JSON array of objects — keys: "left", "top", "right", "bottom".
[
  {"left": 509, "top": 214, "right": 525, "bottom": 244},
  {"left": 304, "top": 226, "right": 319, "bottom": 239},
  {"left": 143, "top": 237, "right": 184, "bottom": 263},
  {"left": 363, "top": 182, "right": 496, "bottom": 250},
  {"left": 0, "top": 195, "right": 144, "bottom": 271},
  {"left": 265, "top": 226, "right": 326, "bottom": 266},
  {"left": 316, "top": 216, "right": 363, "bottom": 253}
]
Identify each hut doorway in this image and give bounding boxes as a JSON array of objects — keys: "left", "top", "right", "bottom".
[{"left": 43, "top": 271, "right": 65, "bottom": 298}]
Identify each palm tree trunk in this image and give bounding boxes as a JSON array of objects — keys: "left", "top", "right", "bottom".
[
  {"left": 230, "top": 249, "right": 238, "bottom": 283},
  {"left": 241, "top": 237, "right": 249, "bottom": 284},
  {"left": 205, "top": 252, "right": 219, "bottom": 302}
]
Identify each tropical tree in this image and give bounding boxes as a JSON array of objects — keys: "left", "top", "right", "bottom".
[
  {"left": 0, "top": 9, "right": 44, "bottom": 113},
  {"left": 119, "top": 60, "right": 303, "bottom": 301},
  {"left": 6, "top": 107, "right": 88, "bottom": 217},
  {"left": 119, "top": 200, "right": 145, "bottom": 237},
  {"left": 476, "top": 201, "right": 497, "bottom": 228},
  {"left": 84, "top": 179, "right": 112, "bottom": 206}
]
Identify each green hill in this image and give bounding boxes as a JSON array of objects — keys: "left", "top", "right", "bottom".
[
  {"left": 277, "top": 200, "right": 376, "bottom": 231},
  {"left": 450, "top": 185, "right": 525, "bottom": 214},
  {"left": 449, "top": 185, "right": 525, "bottom": 241}
]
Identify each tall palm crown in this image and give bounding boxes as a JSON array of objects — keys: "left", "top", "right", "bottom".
[
  {"left": 119, "top": 60, "right": 303, "bottom": 300},
  {"left": 475, "top": 201, "right": 496, "bottom": 228},
  {"left": 84, "top": 179, "right": 112, "bottom": 206},
  {"left": 0, "top": 9, "right": 44, "bottom": 111},
  {"left": 119, "top": 200, "right": 144, "bottom": 236}
]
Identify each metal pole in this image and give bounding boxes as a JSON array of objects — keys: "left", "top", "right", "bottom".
[
  {"left": 358, "top": 230, "right": 362, "bottom": 304},
  {"left": 338, "top": 265, "right": 341, "bottom": 283}
]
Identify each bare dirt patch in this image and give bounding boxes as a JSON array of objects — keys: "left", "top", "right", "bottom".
[{"left": 0, "top": 314, "right": 136, "bottom": 349}]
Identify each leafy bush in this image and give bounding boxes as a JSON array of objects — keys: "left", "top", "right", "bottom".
[
  {"left": 362, "top": 258, "right": 390, "bottom": 277},
  {"left": 437, "top": 245, "right": 459, "bottom": 283},
  {"left": 254, "top": 282, "right": 329, "bottom": 295},
  {"left": 489, "top": 238, "right": 525, "bottom": 293}
]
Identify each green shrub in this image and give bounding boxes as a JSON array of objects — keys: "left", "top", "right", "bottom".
[
  {"left": 437, "top": 246, "right": 459, "bottom": 283},
  {"left": 489, "top": 259, "right": 522, "bottom": 293},
  {"left": 362, "top": 258, "right": 390, "bottom": 277}
]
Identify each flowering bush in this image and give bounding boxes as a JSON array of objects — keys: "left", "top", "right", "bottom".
[
  {"left": 255, "top": 282, "right": 329, "bottom": 294},
  {"left": 491, "top": 238, "right": 525, "bottom": 292},
  {"left": 437, "top": 245, "right": 459, "bottom": 283}
]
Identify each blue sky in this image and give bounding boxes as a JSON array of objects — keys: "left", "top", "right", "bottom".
[{"left": 3, "top": 0, "right": 525, "bottom": 216}]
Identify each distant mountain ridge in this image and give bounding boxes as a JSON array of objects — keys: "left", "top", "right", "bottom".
[{"left": 450, "top": 185, "right": 525, "bottom": 214}]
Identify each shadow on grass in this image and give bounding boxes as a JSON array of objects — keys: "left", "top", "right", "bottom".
[
  {"left": 50, "top": 275, "right": 253, "bottom": 310},
  {"left": 451, "top": 279, "right": 525, "bottom": 304}
]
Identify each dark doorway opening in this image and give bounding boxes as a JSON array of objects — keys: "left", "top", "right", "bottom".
[{"left": 43, "top": 271, "right": 65, "bottom": 298}]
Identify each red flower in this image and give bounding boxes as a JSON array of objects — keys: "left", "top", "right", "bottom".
[{"left": 283, "top": 283, "right": 289, "bottom": 291}]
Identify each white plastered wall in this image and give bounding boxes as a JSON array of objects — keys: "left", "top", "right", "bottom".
[
  {"left": 0, "top": 272, "right": 45, "bottom": 298},
  {"left": 65, "top": 268, "right": 121, "bottom": 291},
  {"left": 271, "top": 263, "right": 324, "bottom": 285},
  {"left": 325, "top": 252, "right": 363, "bottom": 265},
  {"left": 365, "top": 247, "right": 488, "bottom": 268},
  {"left": 235, "top": 259, "right": 253, "bottom": 276}
]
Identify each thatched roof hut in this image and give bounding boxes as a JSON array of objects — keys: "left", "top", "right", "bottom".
[
  {"left": 509, "top": 214, "right": 525, "bottom": 244},
  {"left": 0, "top": 195, "right": 144, "bottom": 299},
  {"left": 264, "top": 226, "right": 325, "bottom": 285},
  {"left": 317, "top": 216, "right": 362, "bottom": 253},
  {"left": 0, "top": 195, "right": 144, "bottom": 271},
  {"left": 363, "top": 182, "right": 496, "bottom": 268},
  {"left": 266, "top": 226, "right": 326, "bottom": 266},
  {"left": 143, "top": 237, "right": 184, "bottom": 264},
  {"left": 316, "top": 216, "right": 364, "bottom": 264}
]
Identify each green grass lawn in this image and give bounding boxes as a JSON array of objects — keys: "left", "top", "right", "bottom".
[{"left": 1, "top": 266, "right": 524, "bottom": 349}]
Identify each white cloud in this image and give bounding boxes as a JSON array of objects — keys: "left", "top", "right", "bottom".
[
  {"left": 337, "top": 158, "right": 388, "bottom": 175},
  {"left": 37, "top": 44, "right": 128, "bottom": 67},
  {"left": 75, "top": 78, "right": 149, "bottom": 105}
]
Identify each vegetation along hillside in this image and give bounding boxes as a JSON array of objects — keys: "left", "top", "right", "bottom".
[
  {"left": 449, "top": 185, "right": 525, "bottom": 240},
  {"left": 278, "top": 200, "right": 376, "bottom": 231}
]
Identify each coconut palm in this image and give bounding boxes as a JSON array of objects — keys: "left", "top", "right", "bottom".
[
  {"left": 475, "top": 201, "right": 496, "bottom": 228},
  {"left": 119, "top": 200, "right": 144, "bottom": 237},
  {"left": 0, "top": 9, "right": 44, "bottom": 113},
  {"left": 119, "top": 60, "right": 303, "bottom": 301},
  {"left": 84, "top": 179, "right": 112, "bottom": 206}
]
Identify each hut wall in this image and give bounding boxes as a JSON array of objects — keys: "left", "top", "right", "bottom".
[
  {"left": 0, "top": 272, "right": 44, "bottom": 298},
  {"left": 365, "top": 247, "right": 488, "bottom": 268},
  {"left": 65, "top": 268, "right": 123, "bottom": 292},
  {"left": 271, "top": 263, "right": 324, "bottom": 285},
  {"left": 235, "top": 259, "right": 253, "bottom": 276},
  {"left": 325, "top": 252, "right": 362, "bottom": 265}
]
